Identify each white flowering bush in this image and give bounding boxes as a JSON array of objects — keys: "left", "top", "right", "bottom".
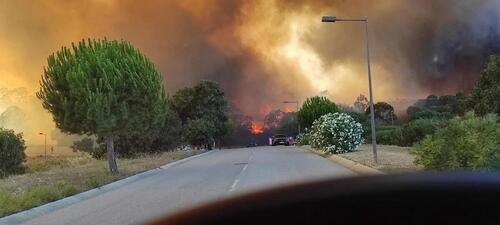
[{"left": 310, "top": 112, "right": 364, "bottom": 154}]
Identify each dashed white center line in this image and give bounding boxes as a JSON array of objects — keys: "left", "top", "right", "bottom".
[
  {"left": 229, "top": 179, "right": 240, "bottom": 192},
  {"left": 229, "top": 151, "right": 254, "bottom": 192}
]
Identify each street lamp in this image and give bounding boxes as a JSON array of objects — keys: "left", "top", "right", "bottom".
[
  {"left": 321, "top": 16, "right": 378, "bottom": 163},
  {"left": 282, "top": 100, "right": 300, "bottom": 135},
  {"left": 39, "top": 132, "right": 47, "bottom": 159}
]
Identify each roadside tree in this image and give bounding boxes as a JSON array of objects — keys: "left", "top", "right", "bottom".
[
  {"left": 71, "top": 138, "right": 94, "bottom": 153},
  {"left": 151, "top": 108, "right": 183, "bottom": 151},
  {"left": 366, "top": 102, "right": 397, "bottom": 124},
  {"left": 353, "top": 94, "right": 369, "bottom": 112},
  {"left": 37, "top": 39, "right": 168, "bottom": 173},
  {"left": 170, "top": 80, "right": 230, "bottom": 148},
  {"left": 298, "top": 96, "right": 339, "bottom": 129},
  {"left": 471, "top": 55, "right": 500, "bottom": 116}
]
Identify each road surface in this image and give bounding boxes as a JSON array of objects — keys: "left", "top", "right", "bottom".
[{"left": 13, "top": 146, "right": 353, "bottom": 225}]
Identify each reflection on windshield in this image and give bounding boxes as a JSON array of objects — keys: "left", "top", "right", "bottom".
[{"left": 1, "top": 1, "right": 500, "bottom": 225}]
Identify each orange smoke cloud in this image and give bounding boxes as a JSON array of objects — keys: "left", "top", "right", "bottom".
[{"left": 1, "top": 0, "right": 493, "bottom": 146}]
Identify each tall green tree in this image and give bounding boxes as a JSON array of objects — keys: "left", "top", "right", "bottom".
[
  {"left": 151, "top": 107, "right": 183, "bottom": 151},
  {"left": 366, "top": 102, "right": 397, "bottom": 124},
  {"left": 37, "top": 39, "right": 167, "bottom": 173},
  {"left": 297, "top": 96, "right": 339, "bottom": 129},
  {"left": 71, "top": 137, "right": 94, "bottom": 153},
  {"left": 353, "top": 94, "right": 369, "bottom": 112},
  {"left": 471, "top": 55, "right": 500, "bottom": 116},
  {"left": 407, "top": 93, "right": 469, "bottom": 119},
  {"left": 170, "top": 80, "right": 230, "bottom": 149}
]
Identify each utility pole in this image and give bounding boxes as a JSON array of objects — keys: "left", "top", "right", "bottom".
[{"left": 39, "top": 132, "right": 47, "bottom": 160}]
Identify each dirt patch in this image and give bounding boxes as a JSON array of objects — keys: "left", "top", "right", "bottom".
[{"left": 340, "top": 144, "right": 423, "bottom": 173}]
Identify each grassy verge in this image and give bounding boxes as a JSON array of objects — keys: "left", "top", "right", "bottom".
[
  {"left": 305, "top": 144, "right": 423, "bottom": 173},
  {"left": 0, "top": 182, "right": 77, "bottom": 217},
  {"left": 0, "top": 150, "right": 203, "bottom": 217},
  {"left": 339, "top": 144, "right": 423, "bottom": 173}
]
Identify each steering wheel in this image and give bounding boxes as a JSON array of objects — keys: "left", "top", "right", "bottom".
[{"left": 149, "top": 173, "right": 500, "bottom": 225}]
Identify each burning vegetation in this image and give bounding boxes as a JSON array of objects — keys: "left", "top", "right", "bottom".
[{"left": 249, "top": 121, "right": 264, "bottom": 135}]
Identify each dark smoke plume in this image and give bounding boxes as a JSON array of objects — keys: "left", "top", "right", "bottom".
[{"left": 1, "top": 0, "right": 500, "bottom": 146}]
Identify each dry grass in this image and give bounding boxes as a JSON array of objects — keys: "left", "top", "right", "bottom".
[
  {"left": 0, "top": 150, "right": 203, "bottom": 216},
  {"left": 339, "top": 144, "right": 423, "bottom": 173},
  {"left": 25, "top": 146, "right": 80, "bottom": 157}
]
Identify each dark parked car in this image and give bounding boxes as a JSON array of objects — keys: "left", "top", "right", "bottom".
[{"left": 271, "top": 134, "right": 289, "bottom": 146}]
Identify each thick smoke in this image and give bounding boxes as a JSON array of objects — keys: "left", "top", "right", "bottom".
[{"left": 1, "top": 0, "right": 500, "bottom": 145}]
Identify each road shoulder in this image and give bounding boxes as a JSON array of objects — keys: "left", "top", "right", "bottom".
[
  {"left": 0, "top": 151, "right": 213, "bottom": 225},
  {"left": 300, "top": 145, "right": 384, "bottom": 176}
]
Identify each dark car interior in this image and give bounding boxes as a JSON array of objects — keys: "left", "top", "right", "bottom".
[{"left": 150, "top": 173, "right": 500, "bottom": 225}]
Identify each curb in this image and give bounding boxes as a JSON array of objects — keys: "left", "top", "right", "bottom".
[
  {"left": 301, "top": 146, "right": 384, "bottom": 176},
  {"left": 0, "top": 150, "right": 214, "bottom": 225}
]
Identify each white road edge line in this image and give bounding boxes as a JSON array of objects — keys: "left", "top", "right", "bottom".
[{"left": 0, "top": 150, "right": 214, "bottom": 225}]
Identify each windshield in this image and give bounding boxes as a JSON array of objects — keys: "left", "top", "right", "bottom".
[{"left": 1, "top": 1, "right": 499, "bottom": 225}]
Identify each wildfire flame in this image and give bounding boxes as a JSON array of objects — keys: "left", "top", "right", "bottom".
[
  {"left": 250, "top": 121, "right": 264, "bottom": 135},
  {"left": 283, "top": 105, "right": 294, "bottom": 113}
]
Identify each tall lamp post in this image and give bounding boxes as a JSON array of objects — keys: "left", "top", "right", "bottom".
[
  {"left": 321, "top": 16, "right": 378, "bottom": 163},
  {"left": 39, "top": 132, "right": 47, "bottom": 159},
  {"left": 282, "top": 100, "right": 300, "bottom": 135}
]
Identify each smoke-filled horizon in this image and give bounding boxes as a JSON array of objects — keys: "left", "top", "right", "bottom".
[{"left": 1, "top": 0, "right": 500, "bottom": 145}]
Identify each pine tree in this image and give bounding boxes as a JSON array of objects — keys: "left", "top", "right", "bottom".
[{"left": 37, "top": 38, "right": 167, "bottom": 173}]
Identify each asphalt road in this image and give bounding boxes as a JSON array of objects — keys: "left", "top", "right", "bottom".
[{"left": 17, "top": 146, "right": 353, "bottom": 225}]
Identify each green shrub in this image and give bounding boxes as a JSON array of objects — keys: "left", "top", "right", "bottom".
[
  {"left": 414, "top": 113, "right": 500, "bottom": 170},
  {"left": 366, "top": 120, "right": 445, "bottom": 147},
  {"left": 410, "top": 110, "right": 453, "bottom": 121},
  {"left": 399, "top": 119, "right": 445, "bottom": 146},
  {"left": 310, "top": 112, "right": 364, "bottom": 154},
  {"left": 296, "top": 131, "right": 311, "bottom": 145},
  {"left": 57, "top": 182, "right": 78, "bottom": 196},
  {"left": 0, "top": 128, "right": 26, "bottom": 177},
  {"left": 375, "top": 126, "right": 402, "bottom": 145},
  {"left": 86, "top": 176, "right": 103, "bottom": 188}
]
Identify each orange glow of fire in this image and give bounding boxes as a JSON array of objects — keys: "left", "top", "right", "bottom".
[
  {"left": 250, "top": 121, "right": 264, "bottom": 135},
  {"left": 283, "top": 105, "right": 294, "bottom": 113}
]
